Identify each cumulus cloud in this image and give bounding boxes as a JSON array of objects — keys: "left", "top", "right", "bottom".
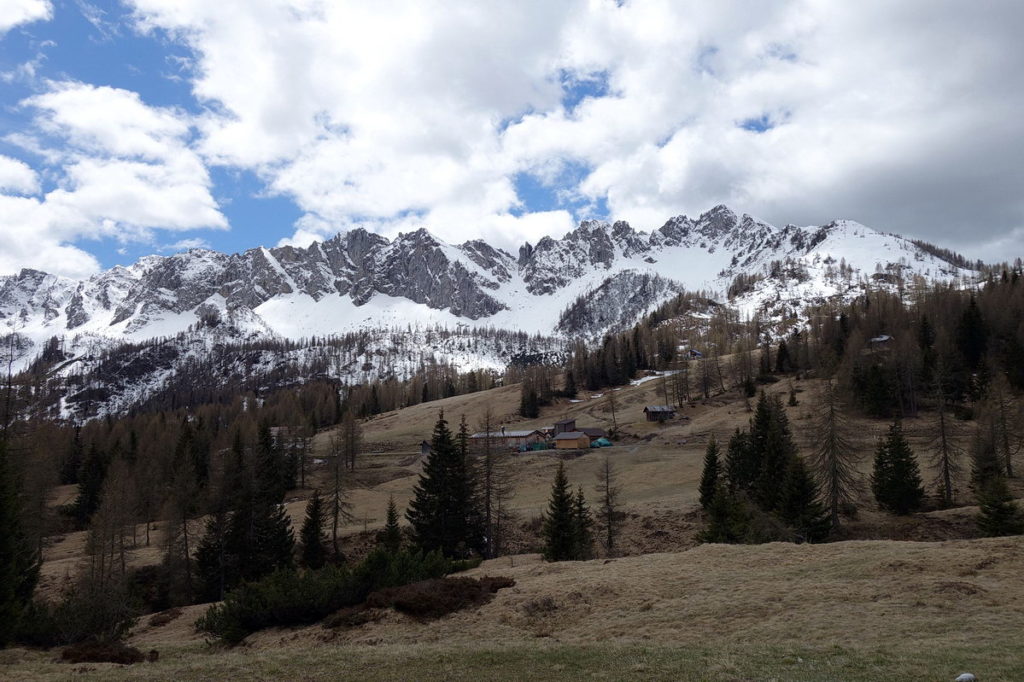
[
  {"left": 120, "top": 0, "right": 1024, "bottom": 261},
  {"left": 0, "top": 82, "right": 226, "bottom": 277},
  {"left": 0, "top": 0, "right": 52, "bottom": 35},
  {"left": 5, "top": 0, "right": 1023, "bottom": 277},
  {"left": 0, "top": 155, "right": 39, "bottom": 194}
]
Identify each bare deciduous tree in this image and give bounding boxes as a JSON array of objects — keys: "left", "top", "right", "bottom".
[
  {"left": 808, "top": 381, "right": 861, "bottom": 529},
  {"left": 595, "top": 456, "right": 622, "bottom": 556}
]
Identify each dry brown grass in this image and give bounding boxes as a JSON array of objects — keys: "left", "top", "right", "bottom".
[
  {"left": 16, "top": 375, "right": 1024, "bottom": 679},
  {"left": 5, "top": 537, "right": 1023, "bottom": 680}
]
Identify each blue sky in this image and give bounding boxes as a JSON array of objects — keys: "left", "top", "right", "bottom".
[
  {"left": 0, "top": 1, "right": 304, "bottom": 267},
  {"left": 1, "top": 1, "right": 1022, "bottom": 278}
]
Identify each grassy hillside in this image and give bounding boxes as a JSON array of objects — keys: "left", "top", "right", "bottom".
[
  {"left": 11, "top": 373, "right": 1023, "bottom": 680},
  {"left": 6, "top": 537, "right": 1023, "bottom": 680}
]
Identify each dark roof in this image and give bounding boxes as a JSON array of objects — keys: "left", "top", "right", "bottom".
[
  {"left": 644, "top": 405, "right": 675, "bottom": 413},
  {"left": 553, "top": 418, "right": 576, "bottom": 426},
  {"left": 580, "top": 427, "right": 607, "bottom": 437},
  {"left": 554, "top": 431, "right": 587, "bottom": 440},
  {"left": 469, "top": 430, "right": 540, "bottom": 439}
]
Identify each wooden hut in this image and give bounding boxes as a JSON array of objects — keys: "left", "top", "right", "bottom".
[
  {"left": 552, "top": 418, "right": 577, "bottom": 436},
  {"left": 469, "top": 428, "right": 544, "bottom": 451},
  {"left": 643, "top": 405, "right": 676, "bottom": 422},
  {"left": 553, "top": 431, "right": 591, "bottom": 450}
]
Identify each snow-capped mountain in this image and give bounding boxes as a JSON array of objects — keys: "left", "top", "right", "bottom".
[{"left": 1, "top": 205, "right": 976, "bottom": 380}]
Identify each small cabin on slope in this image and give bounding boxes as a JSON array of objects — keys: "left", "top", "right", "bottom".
[
  {"left": 553, "top": 431, "right": 591, "bottom": 450},
  {"left": 469, "top": 428, "right": 544, "bottom": 451},
  {"left": 552, "top": 418, "right": 577, "bottom": 435},
  {"left": 643, "top": 405, "right": 676, "bottom": 422}
]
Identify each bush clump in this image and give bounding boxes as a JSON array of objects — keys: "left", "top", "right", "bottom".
[
  {"left": 365, "top": 576, "right": 515, "bottom": 619},
  {"left": 61, "top": 641, "right": 146, "bottom": 665},
  {"left": 197, "top": 548, "right": 461, "bottom": 644},
  {"left": 15, "top": 579, "right": 138, "bottom": 648}
]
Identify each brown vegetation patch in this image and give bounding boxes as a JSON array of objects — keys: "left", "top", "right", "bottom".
[
  {"left": 322, "top": 606, "right": 383, "bottom": 629},
  {"left": 147, "top": 608, "right": 182, "bottom": 628},
  {"left": 934, "top": 581, "right": 985, "bottom": 597},
  {"left": 60, "top": 641, "right": 146, "bottom": 665},
  {"left": 365, "top": 576, "right": 515, "bottom": 620}
]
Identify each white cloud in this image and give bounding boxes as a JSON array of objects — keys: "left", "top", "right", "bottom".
[
  {"left": 120, "top": 0, "right": 1024, "bottom": 261},
  {"left": 0, "top": 155, "right": 39, "bottom": 194},
  {"left": 0, "top": 81, "right": 227, "bottom": 277},
  {"left": 0, "top": 0, "right": 52, "bottom": 35}
]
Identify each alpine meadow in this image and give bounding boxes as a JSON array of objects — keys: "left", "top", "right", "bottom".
[{"left": 2, "top": 1, "right": 1024, "bottom": 680}]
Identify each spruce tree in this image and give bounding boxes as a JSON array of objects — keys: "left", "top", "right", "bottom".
[
  {"left": 542, "top": 462, "right": 576, "bottom": 561},
  {"left": 0, "top": 440, "right": 40, "bottom": 645},
  {"left": 519, "top": 385, "right": 540, "bottom": 418},
  {"left": 71, "top": 443, "right": 107, "bottom": 526},
  {"left": 754, "top": 394, "right": 798, "bottom": 511},
  {"left": 300, "top": 489, "right": 328, "bottom": 569},
  {"left": 407, "top": 410, "right": 484, "bottom": 558},
  {"left": 779, "top": 456, "right": 830, "bottom": 542},
  {"left": 378, "top": 496, "right": 403, "bottom": 553},
  {"left": 976, "top": 475, "right": 1024, "bottom": 537},
  {"left": 563, "top": 369, "right": 577, "bottom": 399},
  {"left": 699, "top": 483, "right": 750, "bottom": 544},
  {"left": 871, "top": 422, "right": 924, "bottom": 515},
  {"left": 699, "top": 434, "right": 721, "bottom": 510},
  {"left": 725, "top": 428, "right": 756, "bottom": 492}
]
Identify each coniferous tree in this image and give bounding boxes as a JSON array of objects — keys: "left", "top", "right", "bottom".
[
  {"left": 595, "top": 457, "right": 621, "bottom": 555},
  {"left": 753, "top": 393, "right": 798, "bottom": 511},
  {"left": 60, "top": 425, "right": 84, "bottom": 485},
  {"left": 809, "top": 382, "right": 860, "bottom": 529},
  {"left": 572, "top": 485, "right": 594, "bottom": 560},
  {"left": 976, "top": 475, "right": 1024, "bottom": 537},
  {"left": 725, "top": 428, "right": 756, "bottom": 492},
  {"left": 542, "top": 462, "right": 576, "bottom": 561},
  {"left": 699, "top": 435, "right": 721, "bottom": 510},
  {"left": 563, "top": 369, "right": 577, "bottom": 399},
  {"left": 71, "top": 443, "right": 107, "bottom": 526},
  {"left": 957, "top": 295, "right": 987, "bottom": 371},
  {"left": 929, "top": 368, "right": 964, "bottom": 507},
  {"left": 378, "top": 496, "right": 403, "bottom": 553},
  {"left": 519, "top": 384, "right": 540, "bottom": 418},
  {"left": 0, "top": 440, "right": 40, "bottom": 645},
  {"left": 699, "top": 483, "right": 751, "bottom": 544},
  {"left": 779, "top": 456, "right": 830, "bottom": 542},
  {"left": 300, "top": 489, "right": 328, "bottom": 569},
  {"left": 871, "top": 422, "right": 925, "bottom": 515},
  {"left": 407, "top": 410, "right": 484, "bottom": 558}
]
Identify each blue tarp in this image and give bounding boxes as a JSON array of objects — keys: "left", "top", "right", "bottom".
[{"left": 591, "top": 438, "right": 613, "bottom": 447}]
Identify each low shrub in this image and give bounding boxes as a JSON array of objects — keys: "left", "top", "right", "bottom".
[
  {"left": 198, "top": 548, "right": 459, "bottom": 644},
  {"left": 365, "top": 576, "right": 515, "bottom": 620},
  {"left": 61, "top": 641, "right": 145, "bottom": 665},
  {"left": 148, "top": 607, "right": 183, "bottom": 628},
  {"left": 15, "top": 579, "right": 138, "bottom": 648}
]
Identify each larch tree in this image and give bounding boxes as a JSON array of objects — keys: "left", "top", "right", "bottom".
[
  {"left": 327, "top": 434, "right": 353, "bottom": 559},
  {"left": 929, "top": 363, "right": 964, "bottom": 507},
  {"left": 808, "top": 381, "right": 860, "bottom": 529},
  {"left": 477, "top": 405, "right": 514, "bottom": 559},
  {"left": 595, "top": 456, "right": 622, "bottom": 556}
]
